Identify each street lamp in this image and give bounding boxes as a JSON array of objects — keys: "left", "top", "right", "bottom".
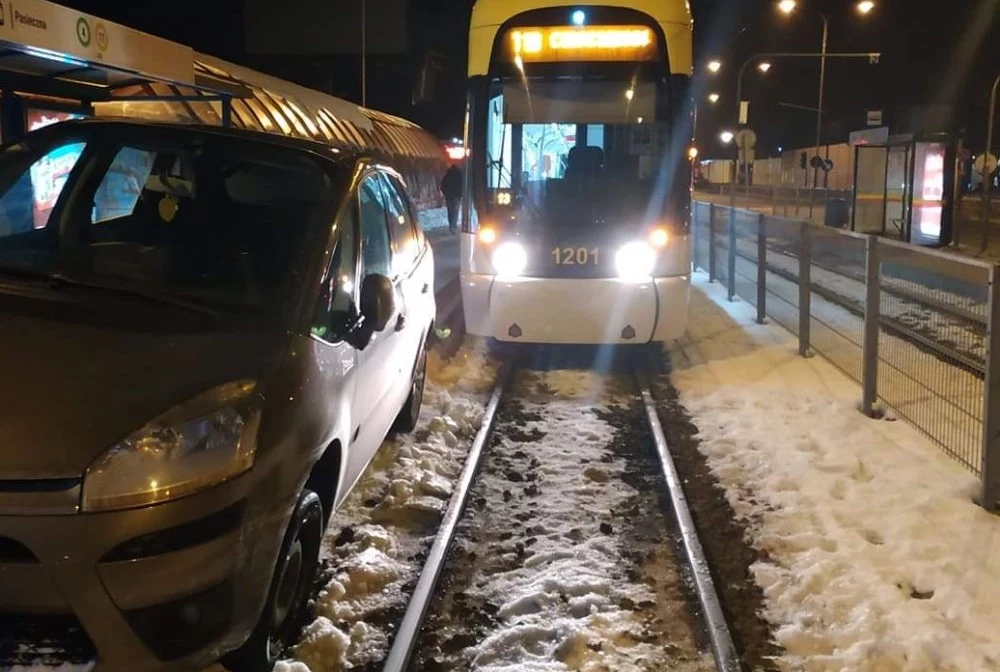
[
  {"left": 708, "top": 93, "right": 721, "bottom": 104},
  {"left": 361, "top": 0, "right": 367, "bottom": 107},
  {"left": 757, "top": 61, "right": 772, "bottom": 73},
  {"left": 720, "top": 130, "right": 735, "bottom": 144},
  {"left": 776, "top": 0, "right": 875, "bottom": 215},
  {"left": 707, "top": 60, "right": 722, "bottom": 73}
]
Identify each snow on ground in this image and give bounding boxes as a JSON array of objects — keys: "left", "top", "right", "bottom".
[
  {"left": 272, "top": 341, "right": 498, "bottom": 672},
  {"left": 415, "top": 369, "right": 713, "bottom": 672},
  {"left": 667, "top": 273, "right": 1000, "bottom": 672},
  {"left": 4, "top": 665, "right": 92, "bottom": 672}
]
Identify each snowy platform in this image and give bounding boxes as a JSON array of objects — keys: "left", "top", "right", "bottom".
[{"left": 668, "top": 273, "right": 1000, "bottom": 671}]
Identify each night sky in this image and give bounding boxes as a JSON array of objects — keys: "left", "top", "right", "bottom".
[{"left": 54, "top": 0, "right": 1000, "bottom": 156}]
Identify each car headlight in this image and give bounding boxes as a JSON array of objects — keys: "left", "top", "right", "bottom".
[
  {"left": 492, "top": 241, "right": 528, "bottom": 278},
  {"left": 82, "top": 380, "right": 261, "bottom": 512},
  {"left": 615, "top": 241, "right": 656, "bottom": 281}
]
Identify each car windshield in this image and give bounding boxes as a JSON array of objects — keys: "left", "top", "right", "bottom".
[
  {"left": 0, "top": 127, "right": 335, "bottom": 320},
  {"left": 483, "top": 77, "right": 669, "bottom": 230}
]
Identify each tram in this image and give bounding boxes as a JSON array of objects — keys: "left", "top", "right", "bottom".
[{"left": 459, "top": 0, "right": 694, "bottom": 344}]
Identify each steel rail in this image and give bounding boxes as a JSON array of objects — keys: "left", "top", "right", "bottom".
[
  {"left": 636, "top": 371, "right": 743, "bottom": 672},
  {"left": 380, "top": 363, "right": 511, "bottom": 672}
]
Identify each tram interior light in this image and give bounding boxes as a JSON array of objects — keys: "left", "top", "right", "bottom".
[
  {"left": 616, "top": 241, "right": 656, "bottom": 281},
  {"left": 492, "top": 242, "right": 528, "bottom": 278}
]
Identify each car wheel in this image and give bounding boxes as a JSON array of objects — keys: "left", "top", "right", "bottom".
[
  {"left": 392, "top": 340, "right": 427, "bottom": 434},
  {"left": 223, "top": 489, "right": 323, "bottom": 672}
]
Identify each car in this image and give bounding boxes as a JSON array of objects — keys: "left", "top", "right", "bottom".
[{"left": 0, "top": 118, "right": 435, "bottom": 671}]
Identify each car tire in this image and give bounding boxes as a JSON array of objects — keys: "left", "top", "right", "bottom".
[
  {"left": 392, "top": 339, "right": 427, "bottom": 434},
  {"left": 222, "top": 489, "right": 323, "bottom": 672}
]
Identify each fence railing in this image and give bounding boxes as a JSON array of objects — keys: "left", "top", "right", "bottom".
[{"left": 692, "top": 202, "right": 1000, "bottom": 513}]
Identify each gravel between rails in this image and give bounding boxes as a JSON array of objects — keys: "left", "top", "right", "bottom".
[{"left": 407, "top": 368, "right": 716, "bottom": 672}]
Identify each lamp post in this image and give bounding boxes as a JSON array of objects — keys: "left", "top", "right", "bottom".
[
  {"left": 729, "top": 50, "right": 881, "bottom": 213},
  {"left": 778, "top": 0, "right": 876, "bottom": 217},
  {"left": 361, "top": 0, "right": 367, "bottom": 107},
  {"left": 982, "top": 74, "right": 1000, "bottom": 252}
]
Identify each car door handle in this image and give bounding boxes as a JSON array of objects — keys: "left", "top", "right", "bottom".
[
  {"left": 421, "top": 282, "right": 430, "bottom": 294},
  {"left": 395, "top": 313, "right": 406, "bottom": 332}
]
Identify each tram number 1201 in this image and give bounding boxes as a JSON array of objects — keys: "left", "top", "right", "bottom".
[{"left": 552, "top": 247, "right": 600, "bottom": 266}]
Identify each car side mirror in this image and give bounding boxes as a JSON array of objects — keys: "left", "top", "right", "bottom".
[{"left": 359, "top": 274, "right": 395, "bottom": 333}]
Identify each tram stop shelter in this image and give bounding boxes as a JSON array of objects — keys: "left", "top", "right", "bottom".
[
  {"left": 0, "top": 0, "right": 248, "bottom": 141},
  {"left": 850, "top": 128, "right": 956, "bottom": 247}
]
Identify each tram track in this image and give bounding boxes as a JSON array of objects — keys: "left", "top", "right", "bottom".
[{"left": 379, "top": 355, "right": 743, "bottom": 672}]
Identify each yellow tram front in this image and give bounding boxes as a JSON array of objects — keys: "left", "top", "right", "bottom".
[{"left": 459, "top": 1, "right": 694, "bottom": 345}]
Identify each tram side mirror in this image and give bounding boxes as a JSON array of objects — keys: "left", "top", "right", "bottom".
[{"left": 360, "top": 274, "right": 395, "bottom": 333}]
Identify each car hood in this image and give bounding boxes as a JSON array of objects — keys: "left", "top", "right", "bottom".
[{"left": 0, "top": 314, "right": 288, "bottom": 480}]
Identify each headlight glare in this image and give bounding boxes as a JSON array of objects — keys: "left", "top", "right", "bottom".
[
  {"left": 492, "top": 241, "right": 528, "bottom": 278},
  {"left": 616, "top": 241, "right": 656, "bottom": 281},
  {"left": 82, "top": 381, "right": 260, "bottom": 512}
]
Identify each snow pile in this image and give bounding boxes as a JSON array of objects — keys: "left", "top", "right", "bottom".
[
  {"left": 5, "top": 665, "right": 93, "bottom": 672},
  {"left": 277, "top": 342, "right": 495, "bottom": 672},
  {"left": 670, "top": 274, "right": 1000, "bottom": 672}
]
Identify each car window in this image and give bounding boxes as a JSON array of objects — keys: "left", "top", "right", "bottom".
[
  {"left": 359, "top": 175, "right": 392, "bottom": 277},
  {"left": 378, "top": 173, "right": 419, "bottom": 273},
  {"left": 92, "top": 147, "right": 156, "bottom": 224},
  {"left": 0, "top": 132, "right": 335, "bottom": 320},
  {"left": 312, "top": 203, "right": 358, "bottom": 342},
  {"left": 0, "top": 141, "right": 87, "bottom": 237}
]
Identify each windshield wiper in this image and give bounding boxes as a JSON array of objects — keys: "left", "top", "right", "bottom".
[{"left": 0, "top": 268, "right": 223, "bottom": 318}]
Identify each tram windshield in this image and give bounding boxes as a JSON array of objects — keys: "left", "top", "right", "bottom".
[{"left": 481, "top": 76, "right": 670, "bottom": 230}]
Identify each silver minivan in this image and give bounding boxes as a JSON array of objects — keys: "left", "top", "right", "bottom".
[{"left": 0, "top": 119, "right": 435, "bottom": 671}]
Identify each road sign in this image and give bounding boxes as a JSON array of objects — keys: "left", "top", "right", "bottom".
[
  {"left": 739, "top": 101, "right": 749, "bottom": 125},
  {"left": 734, "top": 128, "right": 756, "bottom": 149},
  {"left": 822, "top": 158, "right": 834, "bottom": 172},
  {"left": 866, "top": 110, "right": 883, "bottom": 126},
  {"left": 974, "top": 153, "right": 998, "bottom": 175}
]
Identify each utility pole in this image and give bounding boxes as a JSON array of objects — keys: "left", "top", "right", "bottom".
[
  {"left": 809, "top": 14, "right": 829, "bottom": 218},
  {"left": 361, "top": 0, "right": 367, "bottom": 107}
]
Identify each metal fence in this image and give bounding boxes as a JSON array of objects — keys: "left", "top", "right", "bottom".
[{"left": 692, "top": 202, "right": 1000, "bottom": 513}]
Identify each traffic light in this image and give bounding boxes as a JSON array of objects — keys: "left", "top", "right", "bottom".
[{"left": 800, "top": 151, "right": 808, "bottom": 170}]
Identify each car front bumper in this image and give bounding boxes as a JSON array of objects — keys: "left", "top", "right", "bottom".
[{"left": 0, "top": 472, "right": 292, "bottom": 671}]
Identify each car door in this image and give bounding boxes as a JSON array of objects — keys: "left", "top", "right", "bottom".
[
  {"left": 308, "top": 197, "right": 363, "bottom": 493},
  {"left": 350, "top": 172, "right": 404, "bottom": 474},
  {"left": 378, "top": 171, "right": 429, "bottom": 397}
]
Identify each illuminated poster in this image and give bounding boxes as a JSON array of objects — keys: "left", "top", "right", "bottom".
[
  {"left": 26, "top": 109, "right": 88, "bottom": 229},
  {"left": 916, "top": 144, "right": 945, "bottom": 241},
  {"left": 27, "top": 108, "right": 84, "bottom": 132}
]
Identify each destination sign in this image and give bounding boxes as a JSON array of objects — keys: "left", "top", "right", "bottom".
[{"left": 502, "top": 25, "right": 658, "bottom": 64}]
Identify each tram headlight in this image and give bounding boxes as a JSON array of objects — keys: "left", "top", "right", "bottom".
[
  {"left": 492, "top": 242, "right": 528, "bottom": 278},
  {"left": 615, "top": 241, "right": 656, "bottom": 281}
]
